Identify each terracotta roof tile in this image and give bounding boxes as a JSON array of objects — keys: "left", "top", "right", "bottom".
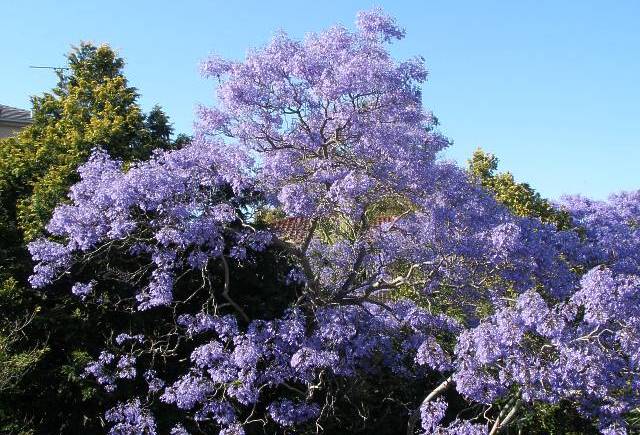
[
  {"left": 270, "top": 215, "right": 399, "bottom": 244},
  {"left": 271, "top": 217, "right": 312, "bottom": 244}
]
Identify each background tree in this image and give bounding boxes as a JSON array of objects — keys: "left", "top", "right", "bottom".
[
  {"left": 468, "top": 148, "right": 572, "bottom": 230},
  {"left": 1, "top": 42, "right": 181, "bottom": 241},
  {"left": 144, "top": 104, "right": 191, "bottom": 151},
  {"left": 0, "top": 42, "right": 183, "bottom": 433}
]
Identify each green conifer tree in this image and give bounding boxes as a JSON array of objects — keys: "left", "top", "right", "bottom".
[{"left": 0, "top": 42, "right": 180, "bottom": 433}]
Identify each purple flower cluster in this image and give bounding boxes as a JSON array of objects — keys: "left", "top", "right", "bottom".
[
  {"left": 454, "top": 268, "right": 640, "bottom": 431},
  {"left": 155, "top": 303, "right": 450, "bottom": 432},
  {"left": 105, "top": 399, "right": 156, "bottom": 435},
  {"left": 71, "top": 280, "right": 95, "bottom": 299},
  {"left": 85, "top": 351, "right": 138, "bottom": 392},
  {"left": 29, "top": 141, "right": 269, "bottom": 311},
  {"left": 267, "top": 399, "right": 320, "bottom": 427}
]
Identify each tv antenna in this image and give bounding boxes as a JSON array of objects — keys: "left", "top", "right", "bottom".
[{"left": 29, "top": 65, "right": 69, "bottom": 73}]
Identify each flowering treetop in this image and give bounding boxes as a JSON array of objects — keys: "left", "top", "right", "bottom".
[{"left": 29, "top": 8, "right": 640, "bottom": 435}]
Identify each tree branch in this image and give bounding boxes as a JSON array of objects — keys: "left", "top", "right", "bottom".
[
  {"left": 406, "top": 376, "right": 454, "bottom": 435},
  {"left": 488, "top": 398, "right": 521, "bottom": 435},
  {"left": 220, "top": 256, "right": 249, "bottom": 322}
]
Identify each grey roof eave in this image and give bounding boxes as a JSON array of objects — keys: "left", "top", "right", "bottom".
[{"left": 0, "top": 119, "right": 32, "bottom": 126}]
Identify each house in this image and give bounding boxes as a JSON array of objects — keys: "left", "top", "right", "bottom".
[{"left": 0, "top": 104, "right": 32, "bottom": 138}]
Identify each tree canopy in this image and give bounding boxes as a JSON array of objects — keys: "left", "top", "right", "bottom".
[
  {"left": 5, "top": 9, "right": 640, "bottom": 435},
  {"left": 29, "top": 9, "right": 640, "bottom": 435}
]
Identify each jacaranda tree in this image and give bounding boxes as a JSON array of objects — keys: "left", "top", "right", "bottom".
[{"left": 28, "top": 9, "right": 640, "bottom": 434}]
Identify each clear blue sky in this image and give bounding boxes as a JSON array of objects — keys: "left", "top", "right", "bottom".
[{"left": 4, "top": 0, "right": 639, "bottom": 199}]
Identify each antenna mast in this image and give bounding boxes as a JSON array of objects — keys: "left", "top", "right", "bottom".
[{"left": 29, "top": 65, "right": 70, "bottom": 74}]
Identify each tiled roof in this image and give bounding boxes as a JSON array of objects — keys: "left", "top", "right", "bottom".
[
  {"left": 0, "top": 104, "right": 32, "bottom": 125},
  {"left": 271, "top": 215, "right": 398, "bottom": 244},
  {"left": 271, "top": 217, "right": 313, "bottom": 244}
]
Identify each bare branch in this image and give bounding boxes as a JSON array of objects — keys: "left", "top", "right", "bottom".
[
  {"left": 220, "top": 256, "right": 250, "bottom": 323},
  {"left": 406, "top": 376, "right": 454, "bottom": 435}
]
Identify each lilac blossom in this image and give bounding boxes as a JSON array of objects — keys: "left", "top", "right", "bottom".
[{"left": 267, "top": 399, "right": 320, "bottom": 426}]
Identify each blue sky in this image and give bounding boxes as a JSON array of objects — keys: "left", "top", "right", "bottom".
[{"left": 4, "top": 0, "right": 639, "bottom": 199}]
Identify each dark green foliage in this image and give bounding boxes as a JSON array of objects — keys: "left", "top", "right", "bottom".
[
  {"left": 0, "top": 43, "right": 183, "bottom": 434},
  {"left": 516, "top": 402, "right": 599, "bottom": 435}
]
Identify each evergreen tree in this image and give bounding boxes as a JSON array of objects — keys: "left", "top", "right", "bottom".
[
  {"left": 468, "top": 148, "right": 573, "bottom": 230},
  {"left": 0, "top": 42, "right": 180, "bottom": 433}
]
